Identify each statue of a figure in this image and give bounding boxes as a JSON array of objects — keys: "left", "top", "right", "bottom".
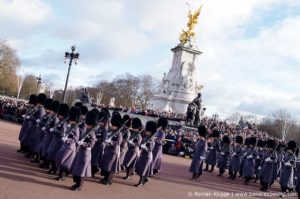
[
  {"left": 79, "top": 88, "right": 90, "bottom": 104},
  {"left": 179, "top": 5, "right": 203, "bottom": 44},
  {"left": 186, "top": 93, "right": 202, "bottom": 126}
]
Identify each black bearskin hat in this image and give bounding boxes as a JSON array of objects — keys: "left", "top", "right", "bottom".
[
  {"left": 223, "top": 135, "right": 230, "bottom": 145},
  {"left": 257, "top": 139, "right": 264, "bottom": 147},
  {"left": 98, "top": 110, "right": 109, "bottom": 123},
  {"left": 198, "top": 125, "right": 207, "bottom": 137},
  {"left": 58, "top": 104, "right": 69, "bottom": 117},
  {"left": 85, "top": 110, "right": 98, "bottom": 126},
  {"left": 51, "top": 101, "right": 60, "bottom": 113},
  {"left": 132, "top": 117, "right": 143, "bottom": 129},
  {"left": 249, "top": 137, "right": 257, "bottom": 146},
  {"left": 69, "top": 106, "right": 81, "bottom": 122},
  {"left": 36, "top": 93, "right": 47, "bottom": 105},
  {"left": 44, "top": 99, "right": 53, "bottom": 110},
  {"left": 157, "top": 117, "right": 168, "bottom": 130},
  {"left": 91, "top": 108, "right": 100, "bottom": 121},
  {"left": 74, "top": 101, "right": 83, "bottom": 108},
  {"left": 287, "top": 141, "right": 297, "bottom": 152},
  {"left": 28, "top": 94, "right": 37, "bottom": 105},
  {"left": 101, "top": 108, "right": 110, "bottom": 117},
  {"left": 145, "top": 121, "right": 157, "bottom": 135},
  {"left": 80, "top": 105, "right": 88, "bottom": 116},
  {"left": 110, "top": 112, "right": 123, "bottom": 128},
  {"left": 123, "top": 114, "right": 131, "bottom": 128},
  {"left": 267, "top": 139, "right": 276, "bottom": 149},
  {"left": 212, "top": 130, "right": 220, "bottom": 138},
  {"left": 244, "top": 138, "right": 250, "bottom": 146},
  {"left": 235, "top": 135, "right": 243, "bottom": 144}
]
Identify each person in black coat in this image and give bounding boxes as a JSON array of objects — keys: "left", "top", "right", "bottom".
[
  {"left": 243, "top": 136, "right": 257, "bottom": 185},
  {"left": 217, "top": 135, "right": 230, "bottom": 176},
  {"left": 228, "top": 135, "right": 243, "bottom": 180},
  {"left": 204, "top": 130, "right": 220, "bottom": 172}
]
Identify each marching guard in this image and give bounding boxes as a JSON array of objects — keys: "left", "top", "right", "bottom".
[
  {"left": 135, "top": 121, "right": 157, "bottom": 187},
  {"left": 189, "top": 125, "right": 207, "bottom": 180},
  {"left": 91, "top": 110, "right": 109, "bottom": 177},
  {"left": 260, "top": 139, "right": 277, "bottom": 192},
  {"left": 228, "top": 135, "right": 243, "bottom": 180},
  {"left": 119, "top": 114, "right": 131, "bottom": 170},
  {"left": 46, "top": 104, "right": 69, "bottom": 174},
  {"left": 39, "top": 100, "right": 60, "bottom": 169},
  {"left": 99, "top": 112, "right": 123, "bottom": 185},
  {"left": 243, "top": 136, "right": 257, "bottom": 185},
  {"left": 123, "top": 117, "right": 143, "bottom": 180},
  {"left": 152, "top": 117, "right": 168, "bottom": 175},
  {"left": 205, "top": 130, "right": 220, "bottom": 172},
  {"left": 56, "top": 106, "right": 81, "bottom": 181},
  {"left": 18, "top": 94, "right": 36, "bottom": 153},
  {"left": 217, "top": 135, "right": 230, "bottom": 177},
  {"left": 279, "top": 141, "right": 297, "bottom": 196},
  {"left": 70, "top": 110, "right": 97, "bottom": 191}
]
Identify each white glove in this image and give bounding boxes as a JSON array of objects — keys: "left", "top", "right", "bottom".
[
  {"left": 265, "top": 157, "right": 271, "bottom": 162},
  {"left": 22, "top": 114, "right": 26, "bottom": 118},
  {"left": 141, "top": 144, "right": 147, "bottom": 149},
  {"left": 50, "top": 128, "right": 54, "bottom": 132},
  {"left": 77, "top": 141, "right": 83, "bottom": 146},
  {"left": 62, "top": 137, "right": 67, "bottom": 142},
  {"left": 200, "top": 156, "right": 205, "bottom": 160},
  {"left": 258, "top": 166, "right": 261, "bottom": 170},
  {"left": 232, "top": 152, "right": 236, "bottom": 156},
  {"left": 42, "top": 127, "right": 46, "bottom": 131},
  {"left": 26, "top": 116, "right": 30, "bottom": 119},
  {"left": 211, "top": 147, "right": 214, "bottom": 150},
  {"left": 221, "top": 152, "right": 225, "bottom": 155},
  {"left": 106, "top": 138, "right": 112, "bottom": 143},
  {"left": 247, "top": 155, "right": 253, "bottom": 159},
  {"left": 128, "top": 140, "right": 134, "bottom": 145},
  {"left": 284, "top": 162, "right": 292, "bottom": 167},
  {"left": 36, "top": 119, "right": 41, "bottom": 123},
  {"left": 256, "top": 156, "right": 260, "bottom": 160}
]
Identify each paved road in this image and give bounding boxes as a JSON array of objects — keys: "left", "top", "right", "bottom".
[{"left": 0, "top": 120, "right": 295, "bottom": 199}]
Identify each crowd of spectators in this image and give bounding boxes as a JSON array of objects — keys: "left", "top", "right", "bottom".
[{"left": 0, "top": 96, "right": 28, "bottom": 123}]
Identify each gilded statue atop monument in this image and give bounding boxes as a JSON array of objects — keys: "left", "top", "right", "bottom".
[{"left": 179, "top": 5, "right": 203, "bottom": 44}]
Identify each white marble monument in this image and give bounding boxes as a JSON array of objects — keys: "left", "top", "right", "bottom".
[{"left": 151, "top": 6, "right": 204, "bottom": 114}]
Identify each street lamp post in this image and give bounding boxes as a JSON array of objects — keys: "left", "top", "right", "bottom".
[
  {"left": 62, "top": 45, "right": 79, "bottom": 103},
  {"left": 36, "top": 74, "right": 42, "bottom": 94}
]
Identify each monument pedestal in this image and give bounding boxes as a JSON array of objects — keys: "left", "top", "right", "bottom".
[{"left": 151, "top": 41, "right": 203, "bottom": 114}]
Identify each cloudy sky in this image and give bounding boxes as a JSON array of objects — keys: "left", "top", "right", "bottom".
[{"left": 1, "top": 0, "right": 300, "bottom": 119}]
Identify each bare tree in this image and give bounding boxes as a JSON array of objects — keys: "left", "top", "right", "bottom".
[
  {"left": 19, "top": 74, "right": 38, "bottom": 99},
  {"left": 136, "top": 75, "right": 159, "bottom": 110},
  {"left": 272, "top": 109, "right": 291, "bottom": 140}
]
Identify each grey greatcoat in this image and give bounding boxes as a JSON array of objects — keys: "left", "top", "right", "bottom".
[
  {"left": 123, "top": 132, "right": 142, "bottom": 169},
  {"left": 56, "top": 124, "right": 80, "bottom": 171},
  {"left": 152, "top": 130, "right": 165, "bottom": 171},
  {"left": 255, "top": 149, "right": 264, "bottom": 177},
  {"left": 119, "top": 128, "right": 130, "bottom": 166},
  {"left": 229, "top": 145, "right": 243, "bottom": 172},
  {"left": 46, "top": 121, "right": 67, "bottom": 161},
  {"left": 189, "top": 138, "right": 207, "bottom": 174},
  {"left": 279, "top": 152, "right": 296, "bottom": 189},
  {"left": 217, "top": 143, "right": 230, "bottom": 170},
  {"left": 39, "top": 116, "right": 59, "bottom": 158},
  {"left": 296, "top": 159, "right": 300, "bottom": 195},
  {"left": 91, "top": 125, "right": 108, "bottom": 167},
  {"left": 99, "top": 132, "right": 123, "bottom": 173},
  {"left": 243, "top": 147, "right": 257, "bottom": 178},
  {"left": 71, "top": 131, "right": 96, "bottom": 177},
  {"left": 260, "top": 150, "right": 278, "bottom": 185},
  {"left": 206, "top": 139, "right": 220, "bottom": 165},
  {"left": 19, "top": 107, "right": 35, "bottom": 142},
  {"left": 31, "top": 113, "right": 50, "bottom": 154},
  {"left": 136, "top": 138, "right": 155, "bottom": 176},
  {"left": 23, "top": 106, "right": 45, "bottom": 149}
]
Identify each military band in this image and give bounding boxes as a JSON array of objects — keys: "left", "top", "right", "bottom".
[{"left": 17, "top": 93, "right": 300, "bottom": 197}]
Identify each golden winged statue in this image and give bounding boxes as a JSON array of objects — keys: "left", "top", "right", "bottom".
[{"left": 179, "top": 5, "right": 203, "bottom": 44}]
